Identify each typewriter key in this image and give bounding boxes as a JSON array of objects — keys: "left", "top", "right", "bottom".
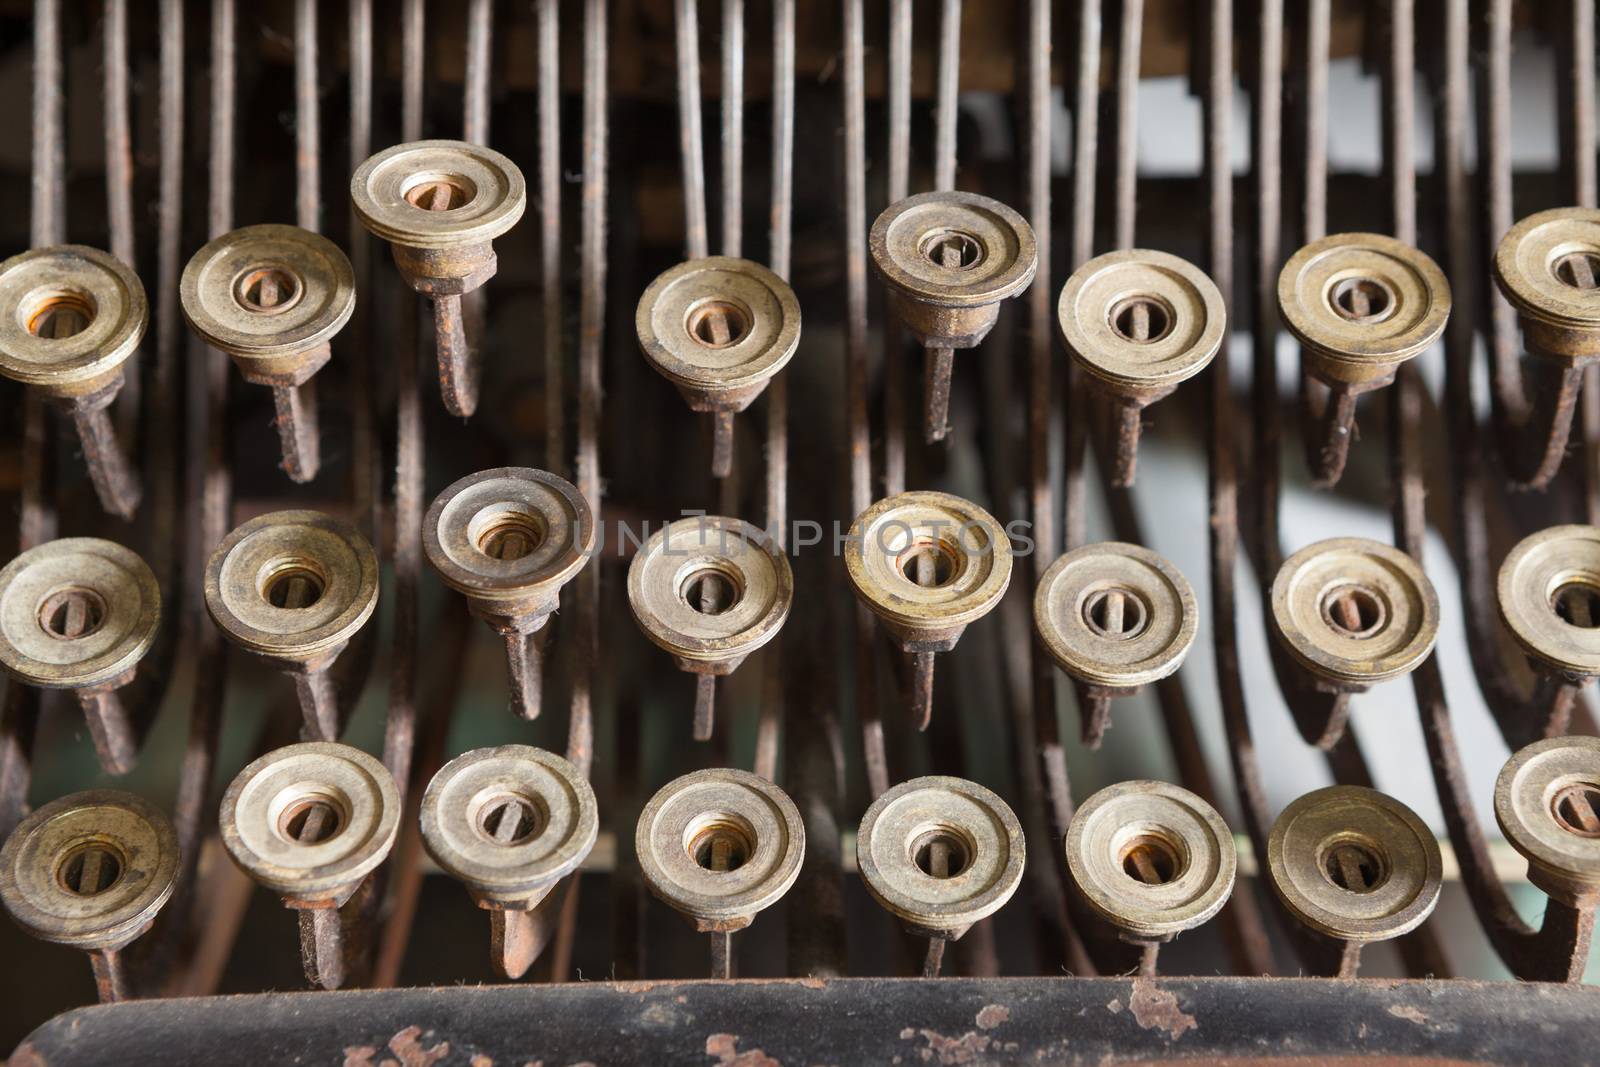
[
  {"left": 627, "top": 516, "right": 791, "bottom": 741},
  {"left": 1058, "top": 251, "right": 1224, "bottom": 487},
  {"left": 637, "top": 769, "right": 803, "bottom": 978},
  {"left": 1270, "top": 537, "right": 1439, "bottom": 690},
  {"left": 181, "top": 224, "right": 355, "bottom": 482},
  {"left": 352, "top": 139, "right": 527, "bottom": 418},
  {"left": 421, "top": 745, "right": 598, "bottom": 980},
  {"left": 0, "top": 539, "right": 159, "bottom": 774},
  {"left": 1279, "top": 232, "right": 1450, "bottom": 387},
  {"left": 636, "top": 257, "right": 800, "bottom": 478},
  {"left": 870, "top": 191, "right": 1037, "bottom": 441},
  {"left": 1496, "top": 524, "right": 1600, "bottom": 680},
  {"left": 1065, "top": 780, "right": 1234, "bottom": 943},
  {"left": 1494, "top": 207, "right": 1600, "bottom": 360},
  {"left": 0, "top": 245, "right": 147, "bottom": 518},
  {"left": 1267, "top": 786, "right": 1441, "bottom": 946},
  {"left": 1495, "top": 736, "right": 1600, "bottom": 907},
  {"left": 205, "top": 511, "right": 379, "bottom": 741},
  {"left": 857, "top": 776, "right": 1024, "bottom": 975},
  {"left": 845, "top": 491, "right": 1012, "bottom": 730},
  {"left": 220, "top": 742, "right": 399, "bottom": 989},
  {"left": 0, "top": 790, "right": 177, "bottom": 1002},
  {"left": 425, "top": 468, "right": 595, "bottom": 721}
]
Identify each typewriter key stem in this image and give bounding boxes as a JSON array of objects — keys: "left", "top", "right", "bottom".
[
  {"left": 271, "top": 379, "right": 322, "bottom": 484},
  {"left": 921, "top": 935, "right": 947, "bottom": 978},
  {"left": 87, "top": 946, "right": 129, "bottom": 1003},
  {"left": 693, "top": 673, "right": 717, "bottom": 741},
  {"left": 504, "top": 630, "right": 544, "bottom": 721},
  {"left": 710, "top": 409, "right": 735, "bottom": 479},
  {"left": 923, "top": 345, "right": 954, "bottom": 443},
  {"left": 488, "top": 907, "right": 543, "bottom": 980},
  {"left": 432, "top": 290, "right": 478, "bottom": 419},
  {"left": 77, "top": 684, "right": 138, "bottom": 776},
  {"left": 63, "top": 392, "right": 142, "bottom": 520},
  {"left": 290, "top": 661, "right": 341, "bottom": 742}
]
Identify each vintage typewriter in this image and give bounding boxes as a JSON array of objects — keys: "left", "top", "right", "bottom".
[{"left": 0, "top": 1, "right": 1596, "bottom": 1063}]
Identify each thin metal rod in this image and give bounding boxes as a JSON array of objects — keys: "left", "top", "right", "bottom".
[
  {"left": 1136, "top": 941, "right": 1159, "bottom": 977},
  {"left": 292, "top": 668, "right": 340, "bottom": 741},
  {"left": 1108, "top": 396, "right": 1144, "bottom": 488},
  {"left": 933, "top": 0, "right": 961, "bottom": 192},
  {"left": 33, "top": 0, "right": 64, "bottom": 247},
  {"left": 464, "top": 0, "right": 492, "bottom": 145},
  {"left": 1113, "top": 0, "right": 1143, "bottom": 250},
  {"left": 721, "top": 0, "right": 743, "bottom": 256},
  {"left": 1302, "top": 380, "right": 1361, "bottom": 489},
  {"left": 348, "top": 0, "right": 376, "bottom": 531},
  {"left": 432, "top": 292, "right": 478, "bottom": 419},
  {"left": 675, "top": 0, "right": 709, "bottom": 259},
  {"left": 711, "top": 409, "right": 735, "bottom": 479},
  {"left": 709, "top": 930, "right": 734, "bottom": 978},
  {"left": 297, "top": 905, "right": 348, "bottom": 990},
  {"left": 540, "top": 0, "right": 564, "bottom": 476},
  {"left": 883, "top": 0, "right": 911, "bottom": 497},
  {"left": 272, "top": 381, "right": 321, "bottom": 483},
  {"left": 924, "top": 346, "right": 954, "bottom": 443},
  {"left": 295, "top": 0, "right": 319, "bottom": 232},
  {"left": 88, "top": 948, "right": 129, "bottom": 1003},
  {"left": 693, "top": 674, "right": 716, "bottom": 741},
  {"left": 505, "top": 631, "right": 543, "bottom": 721},
  {"left": 78, "top": 687, "right": 138, "bottom": 776},
  {"left": 1077, "top": 686, "right": 1115, "bottom": 749},
  {"left": 753, "top": 0, "right": 795, "bottom": 784},
  {"left": 910, "top": 652, "right": 935, "bottom": 732},
  {"left": 569, "top": 0, "right": 607, "bottom": 782},
  {"left": 383, "top": 0, "right": 424, "bottom": 803},
  {"left": 67, "top": 398, "right": 143, "bottom": 520},
  {"left": 921, "top": 936, "right": 947, "bottom": 978},
  {"left": 488, "top": 906, "right": 551, "bottom": 980}
]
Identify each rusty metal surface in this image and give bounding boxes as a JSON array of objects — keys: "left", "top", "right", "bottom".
[{"left": 13, "top": 977, "right": 1600, "bottom": 1066}]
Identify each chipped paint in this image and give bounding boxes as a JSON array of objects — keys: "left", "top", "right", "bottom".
[
  {"left": 705, "top": 1032, "right": 782, "bottom": 1066},
  {"left": 902, "top": 1028, "right": 992, "bottom": 1065},
  {"left": 1105, "top": 997, "right": 1123, "bottom": 1014},
  {"left": 1388, "top": 1005, "right": 1428, "bottom": 1025},
  {"left": 974, "top": 1005, "right": 1009, "bottom": 1030},
  {"left": 342, "top": 1026, "right": 451, "bottom": 1067},
  {"left": 1127, "top": 979, "right": 1197, "bottom": 1041},
  {"left": 470, "top": 1056, "right": 494, "bottom": 1067}
]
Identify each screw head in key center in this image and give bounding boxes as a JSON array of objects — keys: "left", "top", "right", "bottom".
[{"left": 0, "top": 538, "right": 159, "bottom": 691}]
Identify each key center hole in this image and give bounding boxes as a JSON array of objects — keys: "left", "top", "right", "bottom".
[
  {"left": 897, "top": 541, "right": 959, "bottom": 588},
  {"left": 1329, "top": 277, "right": 1394, "bottom": 322},
  {"left": 1082, "top": 586, "right": 1148, "bottom": 639},
  {"left": 1119, "top": 832, "right": 1183, "bottom": 885},
  {"left": 1109, "top": 296, "right": 1172, "bottom": 344},
  {"left": 1322, "top": 839, "right": 1387, "bottom": 893},
  {"left": 477, "top": 793, "right": 547, "bottom": 846},
  {"left": 682, "top": 565, "right": 743, "bottom": 616},
  {"left": 403, "top": 174, "right": 476, "bottom": 211},
  {"left": 279, "top": 795, "right": 345, "bottom": 844},
  {"left": 912, "top": 827, "right": 973, "bottom": 879},
  {"left": 261, "top": 558, "right": 328, "bottom": 609},
  {"left": 1552, "top": 581, "right": 1600, "bottom": 629},
  {"left": 37, "top": 587, "right": 108, "bottom": 640},
  {"left": 474, "top": 513, "right": 547, "bottom": 561},
  {"left": 919, "top": 229, "right": 983, "bottom": 270},
  {"left": 688, "top": 817, "right": 754, "bottom": 873},
  {"left": 1552, "top": 783, "right": 1600, "bottom": 838},
  {"left": 234, "top": 265, "right": 304, "bottom": 314},
  {"left": 56, "top": 843, "right": 124, "bottom": 896},
  {"left": 1320, "top": 584, "right": 1387, "bottom": 639},
  {"left": 686, "top": 300, "right": 750, "bottom": 349},
  {"left": 26, "top": 289, "right": 97, "bottom": 339},
  {"left": 1554, "top": 251, "right": 1600, "bottom": 290}
]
